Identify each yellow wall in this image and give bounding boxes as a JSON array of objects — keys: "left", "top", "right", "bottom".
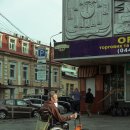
[{"left": 61, "top": 77, "right": 79, "bottom": 96}]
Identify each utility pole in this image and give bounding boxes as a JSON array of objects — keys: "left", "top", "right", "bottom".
[{"left": 48, "top": 32, "right": 62, "bottom": 92}]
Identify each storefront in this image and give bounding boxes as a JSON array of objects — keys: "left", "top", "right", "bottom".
[{"left": 54, "top": 35, "right": 130, "bottom": 113}]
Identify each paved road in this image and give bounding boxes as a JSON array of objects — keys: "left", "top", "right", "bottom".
[
  {"left": 81, "top": 114, "right": 130, "bottom": 130},
  {"left": 0, "top": 115, "right": 130, "bottom": 130},
  {"left": 0, "top": 118, "right": 36, "bottom": 130}
]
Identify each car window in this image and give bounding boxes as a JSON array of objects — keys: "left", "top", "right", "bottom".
[
  {"left": 5, "top": 100, "right": 14, "bottom": 105},
  {"left": 30, "top": 99, "right": 41, "bottom": 104},
  {"left": 16, "top": 100, "right": 27, "bottom": 106},
  {"left": 0, "top": 100, "right": 4, "bottom": 104},
  {"left": 25, "top": 100, "right": 32, "bottom": 104},
  {"left": 42, "top": 95, "right": 48, "bottom": 100},
  {"left": 67, "top": 97, "right": 73, "bottom": 101}
]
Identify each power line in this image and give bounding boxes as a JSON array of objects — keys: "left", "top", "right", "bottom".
[
  {"left": 0, "top": 12, "right": 27, "bottom": 36},
  {"left": 0, "top": 19, "right": 15, "bottom": 34},
  {"left": 0, "top": 12, "right": 35, "bottom": 42}
]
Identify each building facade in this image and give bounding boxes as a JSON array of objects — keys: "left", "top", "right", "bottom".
[
  {"left": 0, "top": 32, "right": 61, "bottom": 99},
  {"left": 61, "top": 64, "right": 79, "bottom": 96},
  {"left": 54, "top": 0, "right": 130, "bottom": 113}
]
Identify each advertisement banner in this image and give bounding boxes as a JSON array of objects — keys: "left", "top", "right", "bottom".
[{"left": 54, "top": 35, "right": 130, "bottom": 59}]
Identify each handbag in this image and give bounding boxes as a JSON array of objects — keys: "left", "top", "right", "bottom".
[
  {"left": 35, "top": 119, "right": 49, "bottom": 130},
  {"left": 35, "top": 115, "right": 52, "bottom": 130}
]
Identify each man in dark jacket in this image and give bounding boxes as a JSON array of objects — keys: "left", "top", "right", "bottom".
[
  {"left": 85, "top": 88, "right": 94, "bottom": 117},
  {"left": 39, "top": 91, "right": 77, "bottom": 129}
]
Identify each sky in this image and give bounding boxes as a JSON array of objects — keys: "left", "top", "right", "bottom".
[{"left": 0, "top": 0, "right": 62, "bottom": 45}]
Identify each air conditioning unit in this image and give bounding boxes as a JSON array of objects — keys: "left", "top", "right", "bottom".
[
  {"left": 25, "top": 80, "right": 29, "bottom": 86},
  {"left": 99, "top": 65, "right": 112, "bottom": 74},
  {"left": 8, "top": 79, "right": 13, "bottom": 85}
]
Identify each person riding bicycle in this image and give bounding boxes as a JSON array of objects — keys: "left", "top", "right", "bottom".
[{"left": 39, "top": 91, "right": 77, "bottom": 130}]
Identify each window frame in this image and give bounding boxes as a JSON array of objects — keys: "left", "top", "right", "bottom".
[
  {"left": 9, "top": 62, "right": 16, "bottom": 79},
  {"left": 34, "top": 44, "right": 39, "bottom": 56},
  {"left": 46, "top": 67, "right": 49, "bottom": 81},
  {"left": 23, "top": 88, "right": 28, "bottom": 96},
  {"left": 53, "top": 68, "right": 58, "bottom": 83},
  {"left": 23, "top": 64, "right": 28, "bottom": 80},
  {"left": 0, "top": 33, "right": 3, "bottom": 48},
  {"left": 22, "top": 41, "right": 29, "bottom": 54},
  {"left": 9, "top": 36, "right": 16, "bottom": 51},
  {"left": 0, "top": 61, "right": 2, "bottom": 79}
]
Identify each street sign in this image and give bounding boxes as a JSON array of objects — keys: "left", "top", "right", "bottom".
[
  {"left": 37, "top": 59, "right": 46, "bottom": 64},
  {"left": 37, "top": 64, "right": 46, "bottom": 81},
  {"left": 37, "top": 47, "right": 46, "bottom": 64},
  {"left": 38, "top": 48, "right": 46, "bottom": 58}
]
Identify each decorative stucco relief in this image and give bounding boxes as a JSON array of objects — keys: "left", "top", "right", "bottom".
[
  {"left": 63, "top": 0, "right": 112, "bottom": 41},
  {"left": 114, "top": 0, "right": 130, "bottom": 35}
]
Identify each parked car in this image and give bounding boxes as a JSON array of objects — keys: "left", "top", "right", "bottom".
[
  {"left": 58, "top": 96, "right": 74, "bottom": 103},
  {"left": 23, "top": 98, "right": 66, "bottom": 114},
  {"left": 23, "top": 95, "right": 48, "bottom": 101},
  {"left": 58, "top": 96, "right": 80, "bottom": 112},
  {"left": 0, "top": 99, "right": 39, "bottom": 119},
  {"left": 23, "top": 98, "right": 44, "bottom": 107},
  {"left": 58, "top": 101, "right": 71, "bottom": 112}
]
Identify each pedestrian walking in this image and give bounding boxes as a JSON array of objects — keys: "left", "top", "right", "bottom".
[{"left": 85, "top": 88, "right": 94, "bottom": 117}]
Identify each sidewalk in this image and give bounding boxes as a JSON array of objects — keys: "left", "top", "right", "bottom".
[{"left": 69, "top": 114, "right": 130, "bottom": 130}]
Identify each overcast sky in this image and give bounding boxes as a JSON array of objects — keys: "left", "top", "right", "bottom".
[{"left": 0, "top": 0, "right": 62, "bottom": 45}]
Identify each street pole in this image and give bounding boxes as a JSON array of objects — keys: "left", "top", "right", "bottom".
[{"left": 48, "top": 32, "right": 62, "bottom": 92}]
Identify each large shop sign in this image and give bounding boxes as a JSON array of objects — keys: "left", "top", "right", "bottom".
[{"left": 54, "top": 35, "right": 130, "bottom": 59}]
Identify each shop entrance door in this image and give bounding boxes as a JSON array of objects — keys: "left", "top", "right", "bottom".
[{"left": 86, "top": 78, "right": 95, "bottom": 97}]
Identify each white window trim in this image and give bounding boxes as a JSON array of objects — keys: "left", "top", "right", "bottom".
[
  {"left": 9, "top": 62, "right": 16, "bottom": 80},
  {"left": 0, "top": 33, "right": 3, "bottom": 48},
  {"left": 34, "top": 44, "right": 39, "bottom": 56},
  {"left": 46, "top": 47, "right": 49, "bottom": 59},
  {"left": 9, "top": 36, "right": 16, "bottom": 51},
  {"left": 23, "top": 64, "right": 29, "bottom": 80},
  {"left": 53, "top": 68, "right": 58, "bottom": 83},
  {"left": 22, "top": 40, "right": 29, "bottom": 54},
  {"left": 0, "top": 61, "right": 2, "bottom": 78}
]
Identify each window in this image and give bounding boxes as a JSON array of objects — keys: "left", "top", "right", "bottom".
[
  {"left": 45, "top": 49, "right": 48, "bottom": 58},
  {"left": 45, "top": 48, "right": 49, "bottom": 59},
  {"left": 104, "top": 65, "right": 124, "bottom": 102},
  {"left": 23, "top": 65, "right": 28, "bottom": 79},
  {"left": 53, "top": 68, "right": 58, "bottom": 82},
  {"left": 5, "top": 100, "right": 14, "bottom": 105},
  {"left": 0, "top": 33, "right": 2, "bottom": 48},
  {"left": 46, "top": 68, "right": 49, "bottom": 81},
  {"left": 10, "top": 63, "right": 16, "bottom": 79},
  {"left": 22, "top": 41, "right": 29, "bottom": 54},
  {"left": 70, "top": 84, "right": 74, "bottom": 90},
  {"left": 30, "top": 99, "right": 41, "bottom": 104},
  {"left": 23, "top": 89, "right": 28, "bottom": 96},
  {"left": 72, "top": 66, "right": 76, "bottom": 70},
  {"left": 34, "top": 45, "right": 38, "bottom": 56},
  {"left": 10, "top": 89, "right": 14, "bottom": 99},
  {"left": 35, "top": 89, "right": 39, "bottom": 94},
  {"left": 17, "top": 100, "right": 27, "bottom": 106},
  {"left": 63, "top": 64, "right": 67, "bottom": 68},
  {"left": 0, "top": 61, "right": 2, "bottom": 78},
  {"left": 9, "top": 37, "right": 16, "bottom": 51},
  {"left": 35, "top": 67, "right": 38, "bottom": 80}
]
